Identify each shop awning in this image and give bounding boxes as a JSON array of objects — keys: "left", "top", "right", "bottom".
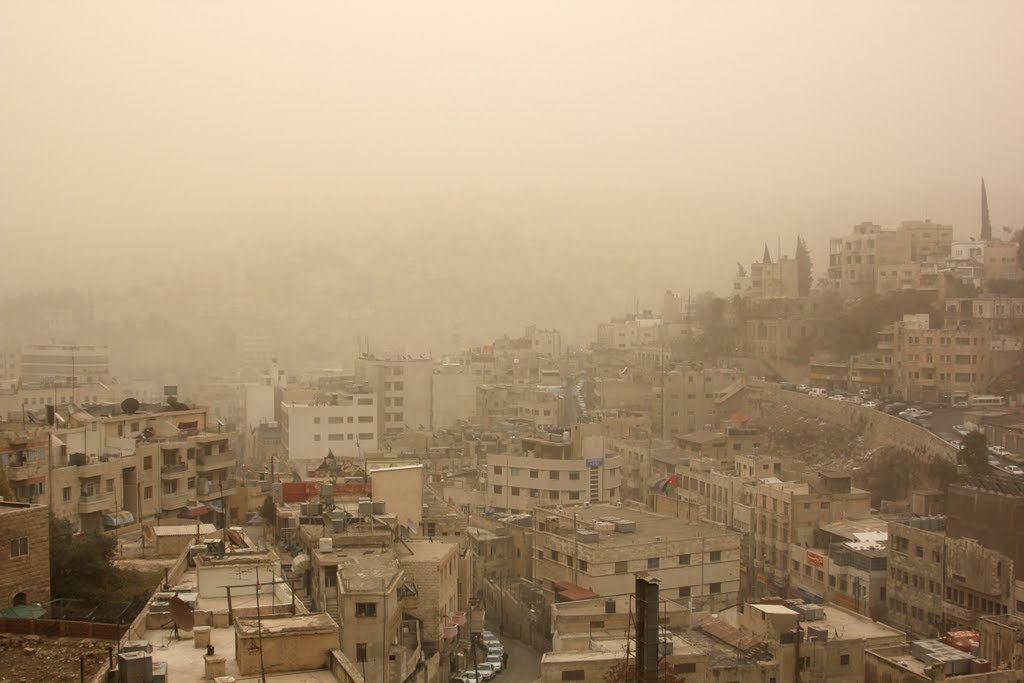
[{"left": 102, "top": 511, "right": 135, "bottom": 528}]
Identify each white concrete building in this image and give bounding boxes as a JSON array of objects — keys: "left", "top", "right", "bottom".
[{"left": 280, "top": 386, "right": 378, "bottom": 460}]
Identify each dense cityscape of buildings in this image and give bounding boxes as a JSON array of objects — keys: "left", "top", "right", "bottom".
[{"left": 4, "top": 202, "right": 1024, "bottom": 681}]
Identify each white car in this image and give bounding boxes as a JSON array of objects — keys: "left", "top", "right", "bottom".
[
  {"left": 475, "top": 664, "right": 499, "bottom": 680},
  {"left": 796, "top": 384, "right": 810, "bottom": 393},
  {"left": 953, "top": 425, "right": 973, "bottom": 437},
  {"left": 461, "top": 672, "right": 482, "bottom": 683},
  {"left": 484, "top": 655, "right": 503, "bottom": 673},
  {"left": 1003, "top": 465, "right": 1024, "bottom": 476},
  {"left": 990, "top": 446, "right": 1013, "bottom": 458},
  {"left": 862, "top": 401, "right": 879, "bottom": 409}
]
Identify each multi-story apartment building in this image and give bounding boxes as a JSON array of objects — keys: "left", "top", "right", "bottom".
[
  {"left": 486, "top": 428, "right": 624, "bottom": 513},
  {"left": 595, "top": 312, "right": 663, "bottom": 350},
  {"left": 3, "top": 405, "right": 238, "bottom": 532},
  {"left": 787, "top": 516, "right": 889, "bottom": 620},
  {"left": 0, "top": 501, "right": 50, "bottom": 611},
  {"left": 983, "top": 240, "right": 1021, "bottom": 281},
  {"left": 355, "top": 354, "right": 433, "bottom": 435},
  {"left": 674, "top": 452, "right": 783, "bottom": 529},
  {"left": 280, "top": 385, "right": 378, "bottom": 461},
  {"left": 732, "top": 247, "right": 799, "bottom": 300},
  {"left": 887, "top": 514, "right": 1015, "bottom": 638},
  {"left": 475, "top": 384, "right": 563, "bottom": 428},
  {"left": 19, "top": 343, "right": 112, "bottom": 385},
  {"left": 827, "top": 220, "right": 952, "bottom": 294},
  {"left": 525, "top": 326, "right": 563, "bottom": 359},
  {"left": 0, "top": 381, "right": 120, "bottom": 421},
  {"left": 662, "top": 366, "right": 745, "bottom": 438},
  {"left": 750, "top": 473, "right": 872, "bottom": 598},
  {"left": 532, "top": 503, "right": 742, "bottom": 613}
]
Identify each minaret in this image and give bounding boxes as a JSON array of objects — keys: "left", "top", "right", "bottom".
[{"left": 981, "top": 178, "right": 992, "bottom": 241}]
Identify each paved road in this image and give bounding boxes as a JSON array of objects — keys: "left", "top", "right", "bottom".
[{"left": 472, "top": 629, "right": 541, "bottom": 683}]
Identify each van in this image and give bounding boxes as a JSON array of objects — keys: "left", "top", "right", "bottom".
[{"left": 809, "top": 388, "right": 827, "bottom": 397}]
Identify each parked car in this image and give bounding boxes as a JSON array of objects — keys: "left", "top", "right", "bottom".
[
  {"left": 953, "top": 424, "right": 973, "bottom": 437},
  {"left": 808, "top": 388, "right": 828, "bottom": 397},
  {"left": 460, "top": 672, "right": 482, "bottom": 683},
  {"left": 484, "top": 655, "right": 503, "bottom": 673},
  {"left": 862, "top": 400, "right": 879, "bottom": 409},
  {"left": 796, "top": 384, "right": 810, "bottom": 393},
  {"left": 989, "top": 446, "right": 1012, "bottom": 457},
  {"left": 475, "top": 663, "right": 499, "bottom": 680},
  {"left": 1003, "top": 465, "right": 1024, "bottom": 476}
]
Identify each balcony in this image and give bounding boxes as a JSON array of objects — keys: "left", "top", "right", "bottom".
[
  {"left": 197, "top": 478, "right": 237, "bottom": 501},
  {"left": 161, "top": 491, "right": 188, "bottom": 511},
  {"left": 78, "top": 493, "right": 114, "bottom": 514},
  {"left": 161, "top": 462, "right": 189, "bottom": 478},
  {"left": 6, "top": 459, "right": 47, "bottom": 481},
  {"left": 196, "top": 451, "right": 236, "bottom": 472}
]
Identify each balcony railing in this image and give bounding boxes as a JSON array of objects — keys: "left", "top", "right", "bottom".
[
  {"left": 197, "top": 478, "right": 237, "bottom": 501},
  {"left": 196, "top": 451, "right": 235, "bottom": 472},
  {"left": 78, "top": 493, "right": 114, "bottom": 514},
  {"left": 161, "top": 462, "right": 189, "bottom": 477},
  {"left": 160, "top": 491, "right": 188, "bottom": 510}
]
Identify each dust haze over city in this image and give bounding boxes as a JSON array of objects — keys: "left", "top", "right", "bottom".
[{"left": 6, "top": 3, "right": 1024, "bottom": 682}]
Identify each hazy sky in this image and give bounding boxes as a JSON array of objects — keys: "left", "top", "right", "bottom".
[{"left": 2, "top": 1, "right": 1023, "bottom": 297}]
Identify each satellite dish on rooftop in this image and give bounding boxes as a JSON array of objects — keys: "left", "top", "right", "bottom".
[
  {"left": 121, "top": 398, "right": 140, "bottom": 415},
  {"left": 170, "top": 595, "right": 195, "bottom": 634}
]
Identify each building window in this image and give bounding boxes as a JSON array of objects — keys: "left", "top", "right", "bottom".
[
  {"left": 647, "top": 557, "right": 660, "bottom": 569},
  {"left": 62, "top": 487, "right": 72, "bottom": 502},
  {"left": 548, "top": 491, "right": 559, "bottom": 500},
  {"left": 325, "top": 572, "right": 337, "bottom": 587},
  {"left": 551, "top": 550, "right": 559, "bottom": 561},
  {"left": 144, "top": 486, "right": 153, "bottom": 500},
  {"left": 494, "top": 466, "right": 503, "bottom": 475},
  {"left": 679, "top": 554, "right": 690, "bottom": 565},
  {"left": 328, "top": 434, "right": 344, "bottom": 441},
  {"left": 358, "top": 416, "right": 373, "bottom": 423},
  {"left": 615, "top": 561, "right": 627, "bottom": 574},
  {"left": 511, "top": 487, "right": 520, "bottom": 496},
  {"left": 709, "top": 583, "right": 721, "bottom": 594},
  {"left": 314, "top": 417, "right": 321, "bottom": 424},
  {"left": 530, "top": 470, "right": 539, "bottom": 479},
  {"left": 493, "top": 486, "right": 502, "bottom": 494},
  {"left": 10, "top": 537, "right": 29, "bottom": 558},
  {"left": 356, "top": 643, "right": 368, "bottom": 662},
  {"left": 589, "top": 620, "right": 604, "bottom": 629},
  {"left": 678, "top": 586, "right": 691, "bottom": 598},
  {"left": 568, "top": 492, "right": 580, "bottom": 500},
  {"left": 840, "top": 654, "right": 850, "bottom": 666},
  {"left": 358, "top": 433, "right": 373, "bottom": 440},
  {"left": 355, "top": 602, "right": 377, "bottom": 618},
  {"left": 328, "top": 416, "right": 343, "bottom": 424},
  {"left": 561, "top": 671, "right": 584, "bottom": 681},
  {"left": 709, "top": 550, "right": 721, "bottom": 562},
  {"left": 549, "top": 471, "right": 560, "bottom": 480},
  {"left": 579, "top": 560, "right": 588, "bottom": 571},
  {"left": 569, "top": 472, "right": 580, "bottom": 480},
  {"left": 143, "top": 456, "right": 152, "bottom": 470},
  {"left": 674, "top": 663, "right": 697, "bottom": 674}
]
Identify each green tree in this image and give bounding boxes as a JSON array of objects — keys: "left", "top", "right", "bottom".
[
  {"left": 796, "top": 235, "right": 812, "bottom": 296},
  {"left": 49, "top": 516, "right": 119, "bottom": 603},
  {"left": 958, "top": 432, "right": 990, "bottom": 476}
]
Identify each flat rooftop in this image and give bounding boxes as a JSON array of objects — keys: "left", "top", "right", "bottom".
[
  {"left": 398, "top": 539, "right": 458, "bottom": 562},
  {"left": 538, "top": 503, "right": 735, "bottom": 545},
  {"left": 552, "top": 593, "right": 689, "bottom": 619},
  {"left": 147, "top": 620, "right": 340, "bottom": 682}
]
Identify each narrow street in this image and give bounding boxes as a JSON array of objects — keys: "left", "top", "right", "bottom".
[{"left": 474, "top": 629, "right": 541, "bottom": 683}]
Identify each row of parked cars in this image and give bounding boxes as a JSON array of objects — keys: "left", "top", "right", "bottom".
[{"left": 453, "top": 631, "right": 506, "bottom": 683}]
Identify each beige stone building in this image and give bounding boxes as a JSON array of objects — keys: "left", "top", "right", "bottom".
[
  {"left": 0, "top": 501, "right": 49, "bottom": 611},
  {"left": 750, "top": 473, "right": 872, "bottom": 598},
  {"left": 355, "top": 354, "right": 433, "bottom": 435},
  {"left": 662, "top": 366, "right": 745, "bottom": 438},
  {"left": 532, "top": 503, "right": 742, "bottom": 612},
  {"left": 733, "top": 248, "right": 800, "bottom": 301},
  {"left": 827, "top": 219, "right": 952, "bottom": 294}
]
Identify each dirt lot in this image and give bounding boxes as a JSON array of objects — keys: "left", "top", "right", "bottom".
[{"left": 0, "top": 634, "right": 111, "bottom": 683}]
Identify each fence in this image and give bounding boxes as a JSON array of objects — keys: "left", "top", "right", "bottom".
[{"left": 0, "top": 617, "right": 127, "bottom": 640}]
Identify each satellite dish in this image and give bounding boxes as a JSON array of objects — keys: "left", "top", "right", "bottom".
[
  {"left": 170, "top": 595, "right": 195, "bottom": 633},
  {"left": 121, "top": 398, "right": 140, "bottom": 415}
]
